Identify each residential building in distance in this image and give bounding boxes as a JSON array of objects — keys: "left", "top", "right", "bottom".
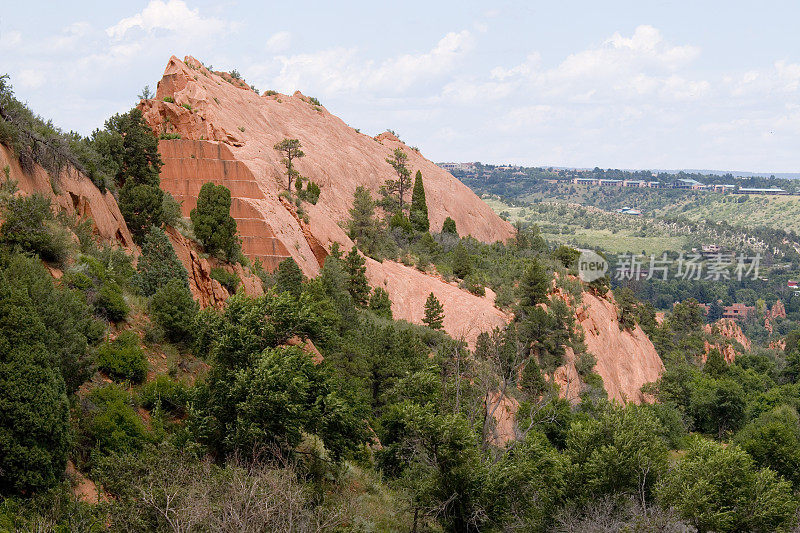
[{"left": 723, "top": 303, "right": 756, "bottom": 320}]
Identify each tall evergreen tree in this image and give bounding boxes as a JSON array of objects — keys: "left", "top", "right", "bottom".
[
  {"left": 344, "top": 246, "right": 370, "bottom": 306},
  {"left": 273, "top": 138, "right": 304, "bottom": 191},
  {"left": 132, "top": 225, "right": 189, "bottom": 296},
  {"left": 410, "top": 170, "right": 429, "bottom": 232},
  {"left": 423, "top": 292, "right": 445, "bottom": 330},
  {"left": 383, "top": 148, "right": 411, "bottom": 213},
  {"left": 347, "top": 186, "right": 380, "bottom": 256},
  {"left": 275, "top": 257, "right": 304, "bottom": 298},
  {"left": 518, "top": 258, "right": 549, "bottom": 311},
  {"left": 451, "top": 243, "right": 472, "bottom": 279},
  {"left": 94, "top": 108, "right": 165, "bottom": 241},
  {"left": 190, "top": 182, "right": 238, "bottom": 260}
]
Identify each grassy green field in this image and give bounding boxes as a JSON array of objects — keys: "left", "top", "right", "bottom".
[
  {"left": 656, "top": 194, "right": 800, "bottom": 233},
  {"left": 484, "top": 197, "right": 689, "bottom": 255}
]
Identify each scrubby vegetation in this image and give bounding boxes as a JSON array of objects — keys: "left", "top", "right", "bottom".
[{"left": 3, "top": 73, "right": 800, "bottom": 532}]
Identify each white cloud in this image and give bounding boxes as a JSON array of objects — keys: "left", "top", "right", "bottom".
[
  {"left": 0, "top": 30, "right": 21, "bottom": 50},
  {"left": 106, "top": 0, "right": 229, "bottom": 40},
  {"left": 730, "top": 60, "right": 800, "bottom": 96},
  {"left": 266, "top": 31, "right": 291, "bottom": 53},
  {"left": 257, "top": 30, "right": 474, "bottom": 96},
  {"left": 16, "top": 69, "right": 46, "bottom": 89}
]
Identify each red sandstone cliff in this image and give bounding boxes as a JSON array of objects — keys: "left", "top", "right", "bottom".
[
  {"left": 574, "top": 292, "right": 663, "bottom": 403},
  {"left": 0, "top": 144, "right": 134, "bottom": 249},
  {"left": 139, "top": 55, "right": 514, "bottom": 276},
  {"left": 138, "top": 55, "right": 513, "bottom": 344},
  {"left": 703, "top": 318, "right": 751, "bottom": 363}
]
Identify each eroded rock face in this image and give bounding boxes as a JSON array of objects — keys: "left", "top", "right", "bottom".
[
  {"left": 139, "top": 56, "right": 514, "bottom": 275},
  {"left": 139, "top": 54, "right": 514, "bottom": 341},
  {"left": 0, "top": 144, "right": 134, "bottom": 249},
  {"left": 165, "top": 226, "right": 263, "bottom": 308},
  {"left": 703, "top": 318, "right": 751, "bottom": 363},
  {"left": 572, "top": 292, "right": 664, "bottom": 404}
]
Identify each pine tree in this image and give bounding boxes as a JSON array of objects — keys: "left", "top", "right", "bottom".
[
  {"left": 441, "top": 216, "right": 458, "bottom": 235},
  {"left": 190, "top": 182, "right": 239, "bottom": 260},
  {"left": 369, "top": 287, "right": 393, "bottom": 319},
  {"left": 132, "top": 226, "right": 189, "bottom": 297},
  {"left": 410, "top": 170, "right": 429, "bottom": 232},
  {"left": 273, "top": 138, "right": 304, "bottom": 191},
  {"left": 275, "top": 257, "right": 304, "bottom": 298},
  {"left": 344, "top": 246, "right": 370, "bottom": 306},
  {"left": 347, "top": 186, "right": 379, "bottom": 255},
  {"left": 518, "top": 258, "right": 549, "bottom": 311},
  {"left": 423, "top": 292, "right": 445, "bottom": 330},
  {"left": 451, "top": 243, "right": 472, "bottom": 279},
  {"left": 383, "top": 148, "right": 411, "bottom": 213}
]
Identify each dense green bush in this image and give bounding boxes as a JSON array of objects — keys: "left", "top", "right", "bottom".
[
  {"left": 657, "top": 436, "right": 798, "bottom": 532},
  {"left": 190, "top": 182, "right": 238, "bottom": 259},
  {"left": 0, "top": 277, "right": 70, "bottom": 496},
  {"left": 95, "top": 281, "right": 129, "bottom": 322},
  {"left": 210, "top": 267, "right": 240, "bottom": 294},
  {"left": 150, "top": 278, "right": 198, "bottom": 344},
  {"left": 118, "top": 181, "right": 164, "bottom": 240},
  {"left": 96, "top": 331, "right": 147, "bottom": 383},
  {"left": 0, "top": 193, "right": 71, "bottom": 264},
  {"left": 82, "top": 385, "right": 149, "bottom": 459},
  {"left": 131, "top": 225, "right": 189, "bottom": 297},
  {"left": 275, "top": 257, "right": 303, "bottom": 298},
  {"left": 140, "top": 375, "right": 189, "bottom": 415}
]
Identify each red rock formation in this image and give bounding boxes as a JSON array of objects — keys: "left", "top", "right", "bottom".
[
  {"left": 365, "top": 258, "right": 508, "bottom": 347},
  {"left": 702, "top": 318, "right": 750, "bottom": 364},
  {"left": 573, "top": 292, "right": 664, "bottom": 403},
  {"left": 165, "top": 226, "right": 263, "bottom": 308},
  {"left": 139, "top": 55, "right": 514, "bottom": 278},
  {"left": 139, "top": 54, "right": 513, "bottom": 342},
  {"left": 769, "top": 299, "right": 787, "bottom": 320},
  {"left": 0, "top": 144, "right": 134, "bottom": 249}
]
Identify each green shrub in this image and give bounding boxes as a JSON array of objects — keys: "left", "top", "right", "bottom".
[
  {"left": 389, "top": 211, "right": 413, "bottom": 234},
  {"left": 132, "top": 226, "right": 189, "bottom": 297},
  {"left": 95, "top": 282, "right": 129, "bottom": 322},
  {"left": 96, "top": 331, "right": 147, "bottom": 383},
  {"left": 190, "top": 182, "right": 238, "bottom": 260},
  {"left": 441, "top": 216, "right": 458, "bottom": 235},
  {"left": 0, "top": 193, "right": 71, "bottom": 264},
  {"left": 150, "top": 278, "right": 199, "bottom": 344},
  {"left": 308, "top": 96, "right": 321, "bottom": 106},
  {"left": 158, "top": 132, "right": 181, "bottom": 140},
  {"left": 451, "top": 243, "right": 472, "bottom": 279},
  {"left": 369, "top": 287, "right": 393, "bottom": 319},
  {"left": 84, "top": 385, "right": 149, "bottom": 458},
  {"left": 118, "top": 182, "right": 164, "bottom": 241},
  {"left": 162, "top": 96, "right": 175, "bottom": 103},
  {"left": 461, "top": 275, "right": 485, "bottom": 296},
  {"left": 210, "top": 267, "right": 240, "bottom": 294},
  {"left": 140, "top": 375, "right": 189, "bottom": 415},
  {"left": 161, "top": 193, "right": 183, "bottom": 229}
]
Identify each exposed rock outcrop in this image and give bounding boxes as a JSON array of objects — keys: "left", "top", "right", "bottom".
[
  {"left": 703, "top": 318, "right": 750, "bottom": 363},
  {"left": 574, "top": 292, "right": 664, "bottom": 403},
  {"left": 165, "top": 226, "right": 263, "bottom": 308},
  {"left": 139, "top": 57, "right": 514, "bottom": 276},
  {"left": 0, "top": 144, "right": 134, "bottom": 249},
  {"left": 139, "top": 55, "right": 514, "bottom": 342}
]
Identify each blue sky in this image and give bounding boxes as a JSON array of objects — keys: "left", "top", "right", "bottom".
[{"left": 2, "top": 1, "right": 799, "bottom": 172}]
